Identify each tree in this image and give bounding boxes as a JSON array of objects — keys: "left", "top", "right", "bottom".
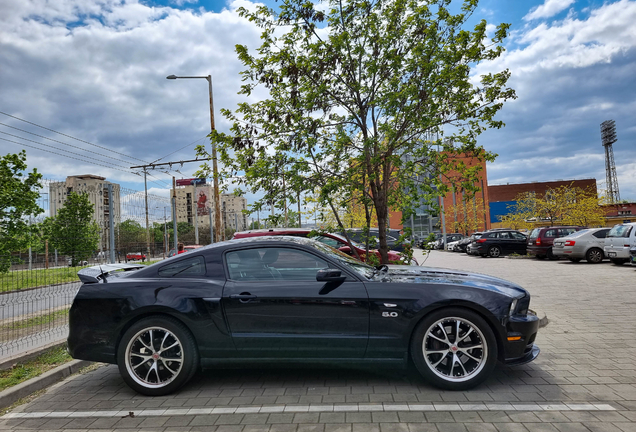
[
  {"left": 445, "top": 195, "right": 489, "bottom": 235},
  {"left": 49, "top": 192, "right": 100, "bottom": 266},
  {"left": 502, "top": 185, "right": 605, "bottom": 228},
  {"left": 198, "top": 0, "right": 514, "bottom": 263},
  {"left": 0, "top": 151, "right": 43, "bottom": 272}
]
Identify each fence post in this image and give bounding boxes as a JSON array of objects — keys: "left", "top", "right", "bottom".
[
  {"left": 55, "top": 249, "right": 58, "bottom": 267},
  {"left": 28, "top": 246, "right": 32, "bottom": 271},
  {"left": 45, "top": 239, "right": 49, "bottom": 269},
  {"left": 108, "top": 184, "right": 116, "bottom": 264},
  {"left": 172, "top": 178, "right": 178, "bottom": 252}
]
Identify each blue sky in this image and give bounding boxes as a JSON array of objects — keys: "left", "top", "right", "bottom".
[{"left": 1, "top": 0, "right": 635, "bottom": 222}]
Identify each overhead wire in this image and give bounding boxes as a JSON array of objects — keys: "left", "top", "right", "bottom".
[
  {"left": 0, "top": 131, "right": 135, "bottom": 171},
  {"left": 0, "top": 122, "right": 142, "bottom": 167},
  {"left": 151, "top": 135, "right": 209, "bottom": 164},
  {"left": 0, "top": 111, "right": 149, "bottom": 164},
  {"left": 0, "top": 137, "right": 138, "bottom": 176}
]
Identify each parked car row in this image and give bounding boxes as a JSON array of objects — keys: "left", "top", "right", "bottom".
[{"left": 435, "top": 221, "right": 636, "bottom": 265}]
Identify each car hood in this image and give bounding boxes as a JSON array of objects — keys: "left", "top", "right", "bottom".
[{"left": 377, "top": 265, "right": 527, "bottom": 298}]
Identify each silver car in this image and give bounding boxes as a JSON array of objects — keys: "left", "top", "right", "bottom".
[{"left": 552, "top": 228, "right": 610, "bottom": 263}]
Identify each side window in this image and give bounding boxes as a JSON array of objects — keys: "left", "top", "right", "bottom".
[
  {"left": 316, "top": 236, "right": 341, "bottom": 248},
  {"left": 498, "top": 232, "right": 511, "bottom": 239},
  {"left": 560, "top": 228, "right": 576, "bottom": 236},
  {"left": 158, "top": 256, "right": 206, "bottom": 277},
  {"left": 544, "top": 230, "right": 557, "bottom": 238},
  {"left": 592, "top": 229, "right": 609, "bottom": 239},
  {"left": 511, "top": 232, "right": 526, "bottom": 240},
  {"left": 226, "top": 248, "right": 330, "bottom": 281}
]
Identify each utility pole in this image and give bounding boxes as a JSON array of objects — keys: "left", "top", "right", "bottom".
[{"left": 143, "top": 168, "right": 151, "bottom": 260}]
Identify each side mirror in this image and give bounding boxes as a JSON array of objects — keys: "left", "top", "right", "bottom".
[
  {"left": 316, "top": 268, "right": 346, "bottom": 283},
  {"left": 338, "top": 246, "right": 352, "bottom": 254}
]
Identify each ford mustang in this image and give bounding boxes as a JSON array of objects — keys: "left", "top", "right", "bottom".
[{"left": 68, "top": 236, "right": 539, "bottom": 396}]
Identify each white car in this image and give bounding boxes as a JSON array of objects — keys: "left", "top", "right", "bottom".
[
  {"left": 447, "top": 240, "right": 460, "bottom": 251},
  {"left": 604, "top": 222, "right": 636, "bottom": 265}
]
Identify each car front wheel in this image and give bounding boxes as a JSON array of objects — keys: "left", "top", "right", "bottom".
[
  {"left": 411, "top": 308, "right": 497, "bottom": 390},
  {"left": 117, "top": 316, "right": 198, "bottom": 396}
]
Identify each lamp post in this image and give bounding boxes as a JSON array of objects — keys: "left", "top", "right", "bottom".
[{"left": 167, "top": 74, "right": 223, "bottom": 242}]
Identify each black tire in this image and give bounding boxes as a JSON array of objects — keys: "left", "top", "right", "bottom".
[
  {"left": 410, "top": 308, "right": 497, "bottom": 391},
  {"left": 585, "top": 248, "right": 603, "bottom": 264},
  {"left": 117, "top": 316, "right": 199, "bottom": 396},
  {"left": 546, "top": 248, "right": 558, "bottom": 260},
  {"left": 488, "top": 246, "right": 502, "bottom": 258},
  {"left": 611, "top": 259, "right": 628, "bottom": 266},
  {"left": 535, "top": 255, "right": 546, "bottom": 260},
  {"left": 568, "top": 258, "right": 581, "bottom": 263}
]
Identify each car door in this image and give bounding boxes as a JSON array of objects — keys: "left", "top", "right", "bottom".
[
  {"left": 510, "top": 231, "right": 527, "bottom": 254},
  {"left": 222, "top": 246, "right": 369, "bottom": 359}
]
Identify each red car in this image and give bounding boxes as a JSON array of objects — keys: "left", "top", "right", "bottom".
[
  {"left": 126, "top": 252, "right": 146, "bottom": 261},
  {"left": 232, "top": 228, "right": 417, "bottom": 264}
]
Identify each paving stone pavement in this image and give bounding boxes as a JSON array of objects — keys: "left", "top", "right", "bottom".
[{"left": 2, "top": 250, "right": 636, "bottom": 431}]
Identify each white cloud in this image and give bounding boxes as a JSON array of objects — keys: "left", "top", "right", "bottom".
[{"left": 524, "top": 0, "right": 576, "bottom": 21}]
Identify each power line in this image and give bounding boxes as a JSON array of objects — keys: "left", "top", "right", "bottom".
[
  {"left": 0, "top": 131, "right": 135, "bottom": 171},
  {"left": 151, "top": 135, "right": 209, "bottom": 164},
  {"left": 0, "top": 137, "right": 139, "bottom": 176},
  {"left": 0, "top": 111, "right": 149, "bottom": 164},
  {"left": 0, "top": 122, "right": 140, "bottom": 167}
]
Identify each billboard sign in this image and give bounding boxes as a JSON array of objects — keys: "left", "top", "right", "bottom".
[
  {"left": 196, "top": 185, "right": 212, "bottom": 217},
  {"left": 176, "top": 178, "right": 206, "bottom": 187}
]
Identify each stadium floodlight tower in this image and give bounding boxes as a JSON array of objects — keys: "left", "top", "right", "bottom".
[{"left": 600, "top": 120, "right": 620, "bottom": 204}]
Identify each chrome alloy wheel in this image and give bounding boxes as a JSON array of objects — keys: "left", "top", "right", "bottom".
[
  {"left": 422, "top": 317, "right": 487, "bottom": 383},
  {"left": 125, "top": 327, "right": 184, "bottom": 389}
]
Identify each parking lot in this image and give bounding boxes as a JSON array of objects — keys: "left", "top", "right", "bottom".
[{"left": 2, "top": 250, "right": 636, "bottom": 432}]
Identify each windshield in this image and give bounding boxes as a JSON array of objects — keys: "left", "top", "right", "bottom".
[
  {"left": 529, "top": 228, "right": 540, "bottom": 240},
  {"left": 329, "top": 233, "right": 367, "bottom": 249},
  {"left": 309, "top": 240, "right": 375, "bottom": 279},
  {"left": 608, "top": 225, "right": 633, "bottom": 238}
]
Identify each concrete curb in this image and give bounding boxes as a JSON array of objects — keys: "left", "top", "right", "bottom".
[
  {"left": 0, "top": 359, "right": 91, "bottom": 409},
  {"left": 0, "top": 342, "right": 68, "bottom": 372}
]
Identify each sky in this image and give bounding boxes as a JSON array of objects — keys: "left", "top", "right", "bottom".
[{"left": 1, "top": 0, "right": 635, "bottom": 222}]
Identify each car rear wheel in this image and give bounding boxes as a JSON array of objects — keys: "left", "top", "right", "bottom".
[
  {"left": 117, "top": 316, "right": 198, "bottom": 396},
  {"left": 411, "top": 308, "right": 497, "bottom": 390},
  {"left": 568, "top": 258, "right": 581, "bottom": 263},
  {"left": 586, "top": 248, "right": 603, "bottom": 264},
  {"left": 535, "top": 255, "right": 546, "bottom": 260},
  {"left": 488, "top": 246, "right": 501, "bottom": 258},
  {"left": 546, "top": 248, "right": 558, "bottom": 260}
]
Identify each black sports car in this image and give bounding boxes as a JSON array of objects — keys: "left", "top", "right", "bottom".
[{"left": 68, "top": 236, "right": 540, "bottom": 396}]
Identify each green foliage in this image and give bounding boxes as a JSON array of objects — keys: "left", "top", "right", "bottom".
[
  {"left": 197, "top": 0, "right": 514, "bottom": 263},
  {"left": 0, "top": 346, "right": 71, "bottom": 391},
  {"left": 0, "top": 151, "right": 43, "bottom": 273},
  {"left": 48, "top": 192, "right": 100, "bottom": 266}
]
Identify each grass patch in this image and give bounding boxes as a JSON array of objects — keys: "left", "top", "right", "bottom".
[
  {"left": 0, "top": 309, "right": 69, "bottom": 333},
  {"left": 0, "top": 346, "right": 72, "bottom": 392},
  {"left": 0, "top": 267, "right": 85, "bottom": 292}
]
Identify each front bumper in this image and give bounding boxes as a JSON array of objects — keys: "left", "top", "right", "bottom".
[{"left": 503, "top": 311, "right": 540, "bottom": 363}]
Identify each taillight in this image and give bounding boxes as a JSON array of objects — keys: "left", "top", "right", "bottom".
[
  {"left": 476, "top": 239, "right": 487, "bottom": 243},
  {"left": 625, "top": 245, "right": 630, "bottom": 248},
  {"left": 565, "top": 240, "right": 576, "bottom": 246},
  {"left": 535, "top": 238, "right": 541, "bottom": 245}
]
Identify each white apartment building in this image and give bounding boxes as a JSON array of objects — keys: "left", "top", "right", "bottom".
[
  {"left": 49, "top": 175, "right": 121, "bottom": 250},
  {"left": 171, "top": 184, "right": 247, "bottom": 233}
]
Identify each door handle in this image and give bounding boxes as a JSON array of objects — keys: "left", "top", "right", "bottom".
[{"left": 230, "top": 294, "right": 257, "bottom": 300}]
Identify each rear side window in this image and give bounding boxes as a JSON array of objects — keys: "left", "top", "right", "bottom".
[
  {"left": 511, "top": 232, "right": 526, "bottom": 240},
  {"left": 544, "top": 229, "right": 558, "bottom": 238},
  {"left": 158, "top": 256, "right": 206, "bottom": 277},
  {"left": 559, "top": 228, "right": 578, "bottom": 236},
  {"left": 608, "top": 225, "right": 633, "bottom": 238},
  {"left": 592, "top": 229, "right": 609, "bottom": 239}
]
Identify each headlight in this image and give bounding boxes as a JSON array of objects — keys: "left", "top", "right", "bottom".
[{"left": 509, "top": 299, "right": 518, "bottom": 316}]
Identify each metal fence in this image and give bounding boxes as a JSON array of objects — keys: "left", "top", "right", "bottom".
[{"left": 0, "top": 179, "right": 173, "bottom": 359}]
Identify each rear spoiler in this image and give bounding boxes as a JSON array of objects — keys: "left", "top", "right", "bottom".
[{"left": 77, "top": 263, "right": 145, "bottom": 284}]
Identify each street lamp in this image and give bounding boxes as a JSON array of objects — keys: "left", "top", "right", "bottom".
[{"left": 166, "top": 74, "right": 223, "bottom": 242}]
